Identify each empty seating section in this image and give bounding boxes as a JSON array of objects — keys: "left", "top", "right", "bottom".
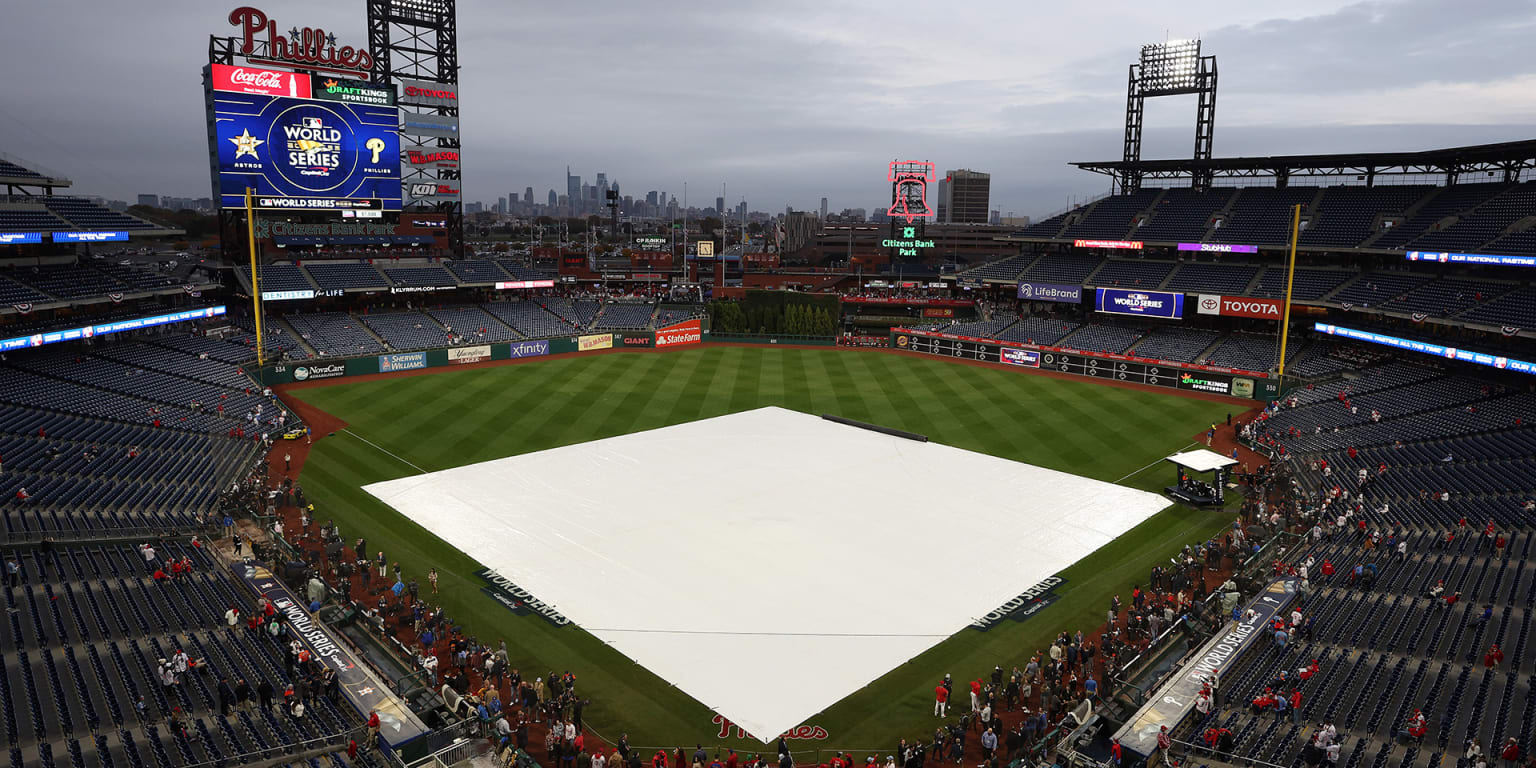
[
  {"left": 38, "top": 197, "right": 158, "bottom": 230},
  {"left": 1210, "top": 186, "right": 1319, "bottom": 245},
  {"left": 1483, "top": 229, "right": 1536, "bottom": 257},
  {"left": 445, "top": 259, "right": 509, "bottom": 284},
  {"left": 1458, "top": 286, "right": 1536, "bottom": 328},
  {"left": 594, "top": 303, "right": 655, "bottom": 330},
  {"left": 1379, "top": 279, "right": 1510, "bottom": 317},
  {"left": 538, "top": 298, "right": 598, "bottom": 329},
  {"left": 1020, "top": 252, "right": 1103, "bottom": 284},
  {"left": 1134, "top": 188, "right": 1235, "bottom": 243},
  {"left": 383, "top": 266, "right": 457, "bottom": 288},
  {"left": 152, "top": 331, "right": 292, "bottom": 365},
  {"left": 94, "top": 263, "right": 178, "bottom": 292},
  {"left": 359, "top": 311, "right": 449, "bottom": 350},
  {"left": 1300, "top": 185, "right": 1429, "bottom": 248},
  {"left": 480, "top": 300, "right": 571, "bottom": 338},
  {"left": 1329, "top": 272, "right": 1431, "bottom": 308},
  {"left": 240, "top": 265, "right": 311, "bottom": 294},
  {"left": 1404, "top": 183, "right": 1536, "bottom": 253},
  {"left": 0, "top": 542, "right": 363, "bottom": 767},
  {"left": 995, "top": 317, "right": 1078, "bottom": 346},
  {"left": 1011, "top": 210, "right": 1072, "bottom": 239},
  {"left": 1200, "top": 334, "right": 1287, "bottom": 372},
  {"left": 11, "top": 265, "right": 126, "bottom": 301},
  {"left": 1251, "top": 268, "right": 1355, "bottom": 300},
  {"left": 497, "top": 261, "right": 552, "bottom": 280},
  {"left": 284, "top": 313, "right": 385, "bottom": 357},
  {"left": 302, "top": 262, "right": 387, "bottom": 292},
  {"left": 1059, "top": 189, "right": 1161, "bottom": 240},
  {"left": 0, "top": 207, "right": 68, "bottom": 230},
  {"left": 1086, "top": 259, "right": 1175, "bottom": 288},
  {"left": 1128, "top": 327, "right": 1220, "bottom": 363},
  {"left": 655, "top": 307, "right": 703, "bottom": 328},
  {"left": 1370, "top": 183, "right": 1510, "bottom": 249},
  {"left": 959, "top": 254, "right": 1036, "bottom": 281},
  {"left": 1060, "top": 323, "right": 1141, "bottom": 354},
  {"left": 426, "top": 306, "right": 522, "bottom": 342},
  {"left": 941, "top": 319, "right": 1015, "bottom": 338},
  {"left": 0, "top": 159, "right": 47, "bottom": 179},
  {"left": 0, "top": 274, "right": 50, "bottom": 304},
  {"left": 1163, "top": 262, "right": 1260, "bottom": 294}
]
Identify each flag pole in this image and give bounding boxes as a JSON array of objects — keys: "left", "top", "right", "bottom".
[{"left": 1275, "top": 203, "right": 1300, "bottom": 380}]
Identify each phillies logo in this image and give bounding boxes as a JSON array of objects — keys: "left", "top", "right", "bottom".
[
  {"left": 712, "top": 715, "right": 827, "bottom": 741},
  {"left": 229, "top": 6, "right": 372, "bottom": 75}
]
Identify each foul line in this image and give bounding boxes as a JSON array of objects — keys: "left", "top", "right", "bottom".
[
  {"left": 342, "top": 429, "right": 428, "bottom": 475},
  {"left": 1116, "top": 441, "right": 1198, "bottom": 484},
  {"left": 582, "top": 627, "right": 953, "bottom": 638}
]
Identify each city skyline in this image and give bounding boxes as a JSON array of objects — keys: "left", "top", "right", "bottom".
[{"left": 2, "top": 0, "right": 1533, "bottom": 220}]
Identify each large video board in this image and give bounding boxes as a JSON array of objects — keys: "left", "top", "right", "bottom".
[{"left": 211, "top": 65, "right": 400, "bottom": 210}]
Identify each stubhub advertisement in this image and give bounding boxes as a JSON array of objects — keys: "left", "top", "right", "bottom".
[{"left": 1095, "top": 288, "right": 1184, "bottom": 319}]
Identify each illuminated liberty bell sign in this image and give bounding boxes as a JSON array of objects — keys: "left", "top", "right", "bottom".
[{"left": 886, "top": 160, "right": 935, "bottom": 224}]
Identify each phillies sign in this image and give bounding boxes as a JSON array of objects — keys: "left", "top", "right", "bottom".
[
  {"left": 210, "top": 63, "right": 311, "bottom": 96},
  {"left": 1197, "top": 294, "right": 1283, "bottom": 320},
  {"left": 229, "top": 6, "right": 372, "bottom": 76}
]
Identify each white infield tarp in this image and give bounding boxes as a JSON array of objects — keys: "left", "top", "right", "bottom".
[{"left": 363, "top": 407, "right": 1168, "bottom": 742}]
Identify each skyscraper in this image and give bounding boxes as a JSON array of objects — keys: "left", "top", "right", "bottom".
[
  {"left": 715, "top": 196, "right": 725, "bottom": 215},
  {"left": 820, "top": 197, "right": 828, "bottom": 220},
  {"left": 525, "top": 187, "right": 534, "bottom": 204},
  {"left": 567, "top": 168, "right": 581, "bottom": 212},
  {"left": 941, "top": 169, "right": 991, "bottom": 224},
  {"left": 646, "top": 191, "right": 658, "bottom": 207},
  {"left": 548, "top": 189, "right": 558, "bottom": 207}
]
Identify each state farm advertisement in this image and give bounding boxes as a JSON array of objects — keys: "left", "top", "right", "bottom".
[
  {"left": 1196, "top": 294, "right": 1283, "bottom": 320},
  {"left": 210, "top": 63, "right": 311, "bottom": 97},
  {"left": 655, "top": 319, "right": 702, "bottom": 348}
]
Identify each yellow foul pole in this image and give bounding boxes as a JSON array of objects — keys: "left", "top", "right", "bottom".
[
  {"left": 1276, "top": 203, "right": 1301, "bottom": 379},
  {"left": 245, "top": 188, "right": 264, "bottom": 369}
]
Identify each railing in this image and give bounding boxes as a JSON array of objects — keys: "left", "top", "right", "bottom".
[
  {"left": 406, "top": 736, "right": 491, "bottom": 768},
  {"left": 173, "top": 725, "right": 370, "bottom": 768}
]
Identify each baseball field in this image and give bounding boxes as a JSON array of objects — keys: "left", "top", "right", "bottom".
[{"left": 285, "top": 345, "right": 1239, "bottom": 753}]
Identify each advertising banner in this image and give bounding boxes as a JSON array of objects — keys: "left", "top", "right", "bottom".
[
  {"left": 1196, "top": 294, "right": 1282, "bottom": 319},
  {"left": 922, "top": 308, "right": 955, "bottom": 318},
  {"left": 1016, "top": 282, "right": 1083, "bottom": 303},
  {"left": 619, "top": 332, "right": 654, "bottom": 348},
  {"left": 841, "top": 297, "right": 974, "bottom": 307},
  {"left": 0, "top": 233, "right": 42, "bottom": 245},
  {"left": 494, "top": 280, "right": 555, "bottom": 290},
  {"left": 260, "top": 290, "right": 315, "bottom": 302},
  {"left": 405, "top": 181, "right": 462, "bottom": 206},
  {"left": 290, "top": 362, "right": 347, "bottom": 381},
  {"left": 1095, "top": 288, "right": 1184, "bottom": 319},
  {"left": 1407, "top": 250, "right": 1536, "bottom": 268},
  {"left": 448, "top": 345, "right": 491, "bottom": 364},
  {"left": 404, "top": 145, "right": 460, "bottom": 170},
  {"left": 228, "top": 562, "right": 430, "bottom": 748},
  {"left": 379, "top": 352, "right": 427, "bottom": 372},
  {"left": 472, "top": 568, "right": 569, "bottom": 626},
  {"left": 1074, "top": 239, "right": 1142, "bottom": 250},
  {"left": 400, "top": 112, "right": 459, "bottom": 139},
  {"left": 579, "top": 333, "right": 614, "bottom": 351},
  {"left": 1177, "top": 242, "right": 1258, "bottom": 254},
  {"left": 655, "top": 318, "right": 703, "bottom": 348},
  {"left": 54, "top": 231, "right": 129, "bottom": 243},
  {"left": 1315, "top": 323, "right": 1535, "bottom": 376},
  {"left": 0, "top": 306, "right": 226, "bottom": 353},
  {"left": 310, "top": 76, "right": 396, "bottom": 107},
  {"left": 1000, "top": 348, "right": 1041, "bottom": 367},
  {"left": 212, "top": 91, "right": 400, "bottom": 210},
  {"left": 1177, "top": 372, "right": 1233, "bottom": 395},
  {"left": 507, "top": 339, "right": 551, "bottom": 359},
  {"left": 210, "top": 63, "right": 312, "bottom": 97},
  {"left": 397, "top": 78, "right": 460, "bottom": 108},
  {"left": 1115, "top": 579, "right": 1296, "bottom": 758}
]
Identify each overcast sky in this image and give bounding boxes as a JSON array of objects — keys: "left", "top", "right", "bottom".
[{"left": 2, "top": 0, "right": 1533, "bottom": 219}]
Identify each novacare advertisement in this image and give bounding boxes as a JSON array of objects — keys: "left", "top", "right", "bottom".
[
  {"left": 291, "top": 362, "right": 346, "bottom": 381},
  {"left": 656, "top": 319, "right": 703, "bottom": 348},
  {"left": 579, "top": 333, "right": 614, "bottom": 351},
  {"left": 448, "top": 345, "right": 491, "bottom": 364}
]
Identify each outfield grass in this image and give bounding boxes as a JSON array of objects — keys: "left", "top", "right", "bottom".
[{"left": 289, "top": 347, "right": 1236, "bottom": 751}]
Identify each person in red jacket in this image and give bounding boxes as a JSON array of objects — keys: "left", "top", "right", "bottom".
[
  {"left": 652, "top": 751, "right": 668, "bottom": 768},
  {"left": 1485, "top": 644, "right": 1505, "bottom": 668},
  {"left": 1501, "top": 738, "right": 1521, "bottom": 767},
  {"left": 933, "top": 681, "right": 949, "bottom": 717},
  {"left": 970, "top": 678, "right": 983, "bottom": 711},
  {"left": 1321, "top": 560, "right": 1335, "bottom": 579},
  {"left": 367, "top": 710, "right": 381, "bottom": 745},
  {"left": 1109, "top": 738, "right": 1122, "bottom": 766}
]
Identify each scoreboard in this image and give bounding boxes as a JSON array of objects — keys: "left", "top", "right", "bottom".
[{"left": 893, "top": 330, "right": 1278, "bottom": 400}]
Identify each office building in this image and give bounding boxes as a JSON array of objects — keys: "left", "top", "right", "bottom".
[{"left": 939, "top": 169, "right": 990, "bottom": 224}]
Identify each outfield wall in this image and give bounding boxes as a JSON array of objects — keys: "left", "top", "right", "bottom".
[{"left": 889, "top": 327, "right": 1281, "bottom": 400}]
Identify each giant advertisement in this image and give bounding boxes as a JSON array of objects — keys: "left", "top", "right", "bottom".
[
  {"left": 212, "top": 89, "right": 401, "bottom": 210},
  {"left": 1095, "top": 288, "right": 1184, "bottom": 319},
  {"left": 1016, "top": 282, "right": 1083, "bottom": 303}
]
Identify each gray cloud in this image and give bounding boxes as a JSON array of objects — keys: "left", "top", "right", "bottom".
[{"left": 0, "top": 0, "right": 1531, "bottom": 220}]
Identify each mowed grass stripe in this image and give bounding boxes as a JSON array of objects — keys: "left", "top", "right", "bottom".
[{"left": 288, "top": 347, "right": 1238, "bottom": 750}]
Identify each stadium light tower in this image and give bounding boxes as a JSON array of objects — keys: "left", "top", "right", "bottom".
[{"left": 1122, "top": 39, "right": 1218, "bottom": 193}]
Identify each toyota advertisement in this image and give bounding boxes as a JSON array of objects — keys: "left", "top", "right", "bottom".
[
  {"left": 211, "top": 86, "right": 401, "bottom": 210},
  {"left": 1195, "top": 294, "right": 1283, "bottom": 319},
  {"left": 1016, "top": 282, "right": 1083, "bottom": 303},
  {"left": 1094, "top": 288, "right": 1184, "bottom": 319}
]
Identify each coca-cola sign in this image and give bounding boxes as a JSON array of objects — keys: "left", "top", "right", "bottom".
[
  {"left": 210, "top": 63, "right": 311, "bottom": 96},
  {"left": 228, "top": 6, "right": 373, "bottom": 76}
]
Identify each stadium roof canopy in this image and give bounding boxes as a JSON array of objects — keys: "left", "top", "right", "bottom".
[{"left": 1072, "top": 139, "right": 1536, "bottom": 184}]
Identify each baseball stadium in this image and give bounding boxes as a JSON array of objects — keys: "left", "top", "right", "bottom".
[{"left": 0, "top": 4, "right": 1534, "bottom": 768}]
